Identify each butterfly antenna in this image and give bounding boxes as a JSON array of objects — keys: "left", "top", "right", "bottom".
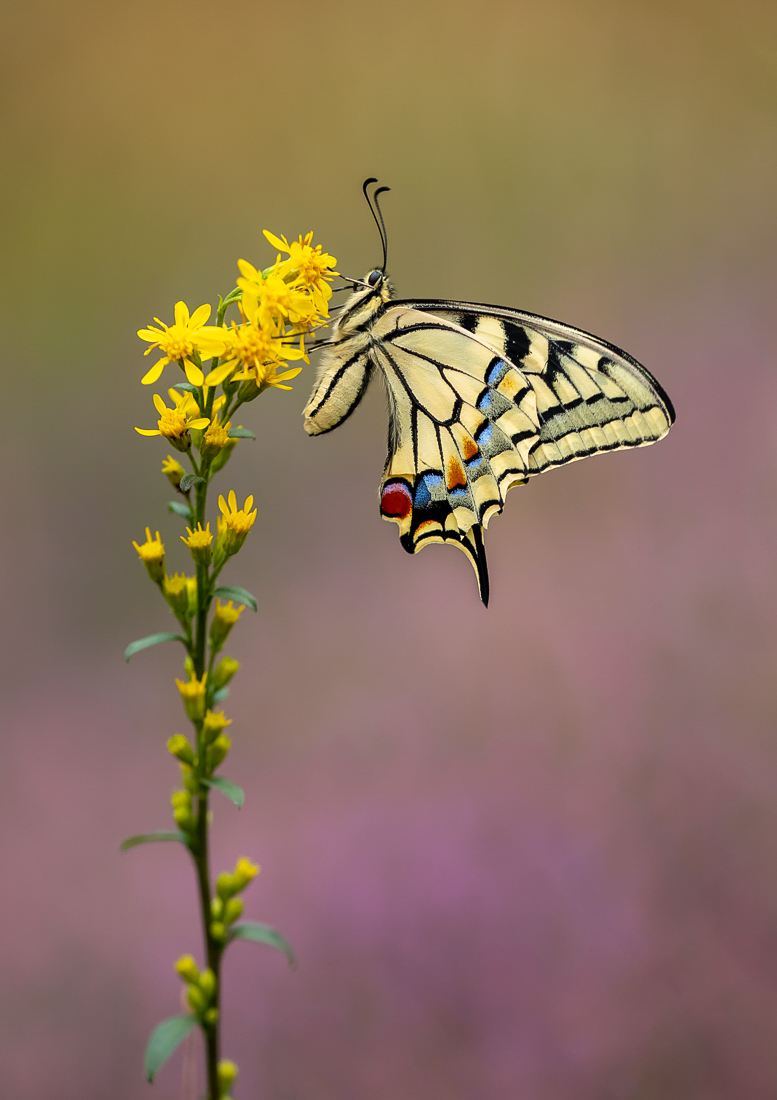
[
  {"left": 373, "top": 186, "right": 391, "bottom": 272},
  {"left": 362, "top": 177, "right": 390, "bottom": 273}
]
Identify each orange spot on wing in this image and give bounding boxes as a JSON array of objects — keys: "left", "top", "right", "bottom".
[
  {"left": 446, "top": 457, "right": 467, "bottom": 491},
  {"left": 462, "top": 438, "right": 479, "bottom": 461}
]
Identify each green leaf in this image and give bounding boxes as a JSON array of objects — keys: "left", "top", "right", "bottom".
[
  {"left": 227, "top": 427, "right": 256, "bottom": 439},
  {"left": 203, "top": 776, "right": 244, "bottom": 808},
  {"left": 179, "top": 473, "right": 205, "bottom": 493},
  {"left": 227, "top": 921, "right": 296, "bottom": 966},
  {"left": 173, "top": 382, "right": 198, "bottom": 393},
  {"left": 168, "top": 501, "right": 192, "bottom": 520},
  {"left": 120, "top": 831, "right": 189, "bottom": 852},
  {"left": 212, "top": 585, "right": 257, "bottom": 612},
  {"left": 212, "top": 686, "right": 230, "bottom": 704},
  {"left": 144, "top": 1013, "right": 198, "bottom": 1082},
  {"left": 124, "top": 633, "right": 185, "bottom": 661}
]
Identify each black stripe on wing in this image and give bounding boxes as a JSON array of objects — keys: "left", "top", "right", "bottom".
[{"left": 389, "top": 298, "right": 676, "bottom": 426}]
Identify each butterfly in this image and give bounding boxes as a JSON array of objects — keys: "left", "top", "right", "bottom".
[{"left": 304, "top": 179, "right": 675, "bottom": 606}]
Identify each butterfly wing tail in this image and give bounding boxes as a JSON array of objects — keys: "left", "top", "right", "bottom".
[{"left": 464, "top": 524, "right": 490, "bottom": 607}]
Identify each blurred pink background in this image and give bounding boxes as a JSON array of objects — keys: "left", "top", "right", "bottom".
[{"left": 3, "top": 1, "right": 777, "bottom": 1097}]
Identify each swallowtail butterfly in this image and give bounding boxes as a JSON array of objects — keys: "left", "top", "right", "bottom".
[{"left": 304, "top": 180, "right": 674, "bottom": 606}]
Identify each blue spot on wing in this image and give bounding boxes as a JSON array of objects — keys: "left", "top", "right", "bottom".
[
  {"left": 414, "top": 474, "right": 443, "bottom": 509},
  {"left": 477, "top": 391, "right": 493, "bottom": 413},
  {"left": 486, "top": 359, "right": 509, "bottom": 386}
]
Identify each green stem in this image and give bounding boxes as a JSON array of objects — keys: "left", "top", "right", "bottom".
[{"left": 190, "top": 467, "right": 221, "bottom": 1100}]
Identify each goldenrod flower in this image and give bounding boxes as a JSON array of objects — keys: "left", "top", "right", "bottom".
[
  {"left": 182, "top": 522, "right": 213, "bottom": 565},
  {"left": 210, "top": 600, "right": 244, "bottom": 651},
  {"left": 236, "top": 263, "right": 319, "bottom": 328},
  {"left": 213, "top": 491, "right": 257, "bottom": 566},
  {"left": 138, "top": 302, "right": 223, "bottom": 386},
  {"left": 263, "top": 230, "right": 337, "bottom": 310},
  {"left": 176, "top": 672, "right": 207, "bottom": 722},
  {"left": 202, "top": 710, "right": 232, "bottom": 745},
  {"left": 133, "top": 528, "right": 165, "bottom": 583},
  {"left": 202, "top": 308, "right": 306, "bottom": 390},
  {"left": 136, "top": 389, "right": 210, "bottom": 452},
  {"left": 162, "top": 455, "right": 186, "bottom": 491}
]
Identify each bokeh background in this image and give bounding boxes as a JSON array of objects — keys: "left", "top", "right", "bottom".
[{"left": 2, "top": 1, "right": 777, "bottom": 1096}]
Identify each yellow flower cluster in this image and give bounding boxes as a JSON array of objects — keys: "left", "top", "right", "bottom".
[{"left": 136, "top": 232, "right": 337, "bottom": 393}]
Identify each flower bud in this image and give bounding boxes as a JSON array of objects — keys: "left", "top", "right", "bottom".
[
  {"left": 163, "top": 573, "right": 191, "bottom": 620},
  {"left": 209, "top": 601, "right": 244, "bottom": 653},
  {"left": 237, "top": 378, "right": 261, "bottom": 403},
  {"left": 204, "top": 1007, "right": 219, "bottom": 1028},
  {"left": 211, "top": 896, "right": 224, "bottom": 920},
  {"left": 187, "top": 985, "right": 207, "bottom": 1013},
  {"left": 173, "top": 805, "right": 196, "bottom": 831},
  {"left": 218, "top": 1060, "right": 238, "bottom": 1093},
  {"left": 171, "top": 789, "right": 191, "bottom": 810},
  {"left": 211, "top": 657, "right": 239, "bottom": 692},
  {"left": 223, "top": 897, "right": 243, "bottom": 925},
  {"left": 209, "top": 432, "right": 239, "bottom": 474},
  {"left": 132, "top": 528, "right": 165, "bottom": 584},
  {"left": 162, "top": 455, "right": 186, "bottom": 492},
  {"left": 202, "top": 710, "right": 232, "bottom": 745},
  {"left": 200, "top": 418, "right": 230, "bottom": 460},
  {"left": 180, "top": 763, "right": 199, "bottom": 794},
  {"left": 216, "top": 872, "right": 236, "bottom": 901},
  {"left": 207, "top": 735, "right": 231, "bottom": 770},
  {"left": 232, "top": 857, "right": 260, "bottom": 891},
  {"left": 210, "top": 920, "right": 227, "bottom": 942},
  {"left": 167, "top": 734, "right": 196, "bottom": 766},
  {"left": 176, "top": 674, "right": 207, "bottom": 722},
  {"left": 175, "top": 955, "right": 200, "bottom": 983},
  {"left": 198, "top": 969, "right": 217, "bottom": 1000}
]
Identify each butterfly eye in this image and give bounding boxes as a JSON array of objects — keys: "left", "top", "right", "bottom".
[{"left": 367, "top": 270, "right": 382, "bottom": 287}]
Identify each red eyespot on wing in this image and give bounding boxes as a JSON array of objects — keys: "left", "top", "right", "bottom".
[{"left": 381, "top": 482, "right": 412, "bottom": 519}]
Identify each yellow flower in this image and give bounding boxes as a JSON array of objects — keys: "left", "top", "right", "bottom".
[
  {"left": 202, "top": 709, "right": 232, "bottom": 744},
  {"left": 201, "top": 306, "right": 306, "bottom": 390},
  {"left": 163, "top": 571, "right": 192, "bottom": 619},
  {"left": 162, "top": 455, "right": 186, "bottom": 491},
  {"left": 137, "top": 302, "right": 214, "bottom": 386},
  {"left": 236, "top": 263, "right": 319, "bottom": 328},
  {"left": 214, "top": 491, "right": 257, "bottom": 565},
  {"left": 182, "top": 522, "right": 213, "bottom": 565},
  {"left": 135, "top": 389, "right": 210, "bottom": 451},
  {"left": 263, "top": 230, "right": 337, "bottom": 310},
  {"left": 210, "top": 599, "right": 244, "bottom": 651},
  {"left": 132, "top": 528, "right": 165, "bottom": 583},
  {"left": 176, "top": 672, "right": 208, "bottom": 722}
]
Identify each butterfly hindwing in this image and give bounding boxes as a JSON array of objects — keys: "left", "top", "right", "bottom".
[{"left": 370, "top": 307, "right": 543, "bottom": 603}]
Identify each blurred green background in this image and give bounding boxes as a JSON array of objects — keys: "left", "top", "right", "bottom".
[{"left": 3, "top": 1, "right": 777, "bottom": 1097}]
